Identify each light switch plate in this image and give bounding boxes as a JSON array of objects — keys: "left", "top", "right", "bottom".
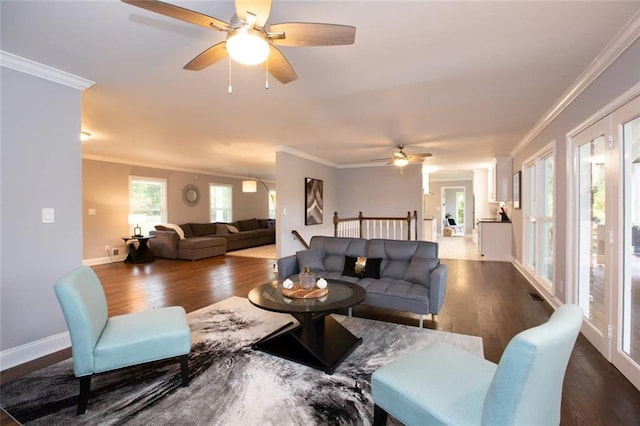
[
  {"left": 42, "top": 208, "right": 55, "bottom": 223},
  {"left": 88, "top": 208, "right": 96, "bottom": 215}
]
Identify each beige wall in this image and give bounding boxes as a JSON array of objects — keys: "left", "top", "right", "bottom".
[{"left": 82, "top": 159, "right": 272, "bottom": 260}]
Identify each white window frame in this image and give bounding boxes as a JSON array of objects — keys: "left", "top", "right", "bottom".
[
  {"left": 268, "top": 190, "right": 276, "bottom": 220},
  {"left": 128, "top": 176, "right": 167, "bottom": 235},
  {"left": 522, "top": 141, "right": 556, "bottom": 293},
  {"left": 210, "top": 183, "right": 233, "bottom": 222}
]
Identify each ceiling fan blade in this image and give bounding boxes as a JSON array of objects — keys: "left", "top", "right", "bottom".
[
  {"left": 370, "top": 158, "right": 392, "bottom": 162},
  {"left": 261, "top": 45, "right": 297, "bottom": 84},
  {"left": 411, "top": 153, "right": 433, "bottom": 158},
  {"left": 122, "top": 0, "right": 229, "bottom": 31},
  {"left": 269, "top": 23, "right": 356, "bottom": 47},
  {"left": 183, "top": 42, "right": 228, "bottom": 71},
  {"left": 235, "top": 0, "right": 272, "bottom": 27}
]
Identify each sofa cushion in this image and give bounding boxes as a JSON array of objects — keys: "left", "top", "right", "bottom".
[
  {"left": 190, "top": 223, "right": 218, "bottom": 237},
  {"left": 179, "top": 223, "right": 194, "bottom": 238},
  {"left": 368, "top": 239, "right": 424, "bottom": 280},
  {"left": 215, "top": 223, "right": 229, "bottom": 234},
  {"left": 227, "top": 225, "right": 240, "bottom": 233},
  {"left": 309, "top": 236, "right": 367, "bottom": 273},
  {"left": 297, "top": 248, "right": 325, "bottom": 272},
  {"left": 238, "top": 218, "right": 261, "bottom": 231},
  {"left": 404, "top": 256, "right": 439, "bottom": 286}
]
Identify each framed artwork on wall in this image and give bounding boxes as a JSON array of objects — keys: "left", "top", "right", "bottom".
[
  {"left": 305, "top": 177, "right": 323, "bottom": 225},
  {"left": 513, "top": 171, "right": 521, "bottom": 209}
]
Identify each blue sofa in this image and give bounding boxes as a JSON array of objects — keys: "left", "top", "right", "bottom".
[{"left": 277, "top": 236, "right": 448, "bottom": 326}]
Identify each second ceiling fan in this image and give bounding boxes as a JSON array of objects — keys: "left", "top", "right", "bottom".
[
  {"left": 371, "top": 144, "right": 433, "bottom": 167},
  {"left": 122, "top": 0, "right": 356, "bottom": 84}
]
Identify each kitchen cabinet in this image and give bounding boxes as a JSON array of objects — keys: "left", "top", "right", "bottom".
[
  {"left": 488, "top": 157, "right": 513, "bottom": 202},
  {"left": 423, "top": 218, "right": 437, "bottom": 241},
  {"left": 477, "top": 220, "right": 512, "bottom": 261}
]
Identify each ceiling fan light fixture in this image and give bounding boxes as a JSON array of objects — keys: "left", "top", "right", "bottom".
[
  {"left": 226, "top": 27, "right": 270, "bottom": 66},
  {"left": 394, "top": 158, "right": 409, "bottom": 167}
]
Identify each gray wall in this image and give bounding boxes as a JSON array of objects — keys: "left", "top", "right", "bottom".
[
  {"left": 83, "top": 159, "right": 273, "bottom": 260},
  {"left": 511, "top": 38, "right": 640, "bottom": 303},
  {"left": 275, "top": 152, "right": 338, "bottom": 258},
  {"left": 1, "top": 68, "right": 83, "bottom": 351},
  {"left": 275, "top": 154, "right": 425, "bottom": 258},
  {"left": 337, "top": 164, "right": 423, "bottom": 220}
]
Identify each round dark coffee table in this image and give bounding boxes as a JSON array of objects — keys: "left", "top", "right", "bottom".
[{"left": 248, "top": 279, "right": 366, "bottom": 374}]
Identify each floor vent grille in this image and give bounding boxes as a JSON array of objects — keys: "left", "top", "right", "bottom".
[
  {"left": 529, "top": 293, "right": 544, "bottom": 302},
  {"left": 528, "top": 292, "right": 544, "bottom": 301}
]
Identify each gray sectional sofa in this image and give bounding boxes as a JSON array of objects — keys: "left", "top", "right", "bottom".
[
  {"left": 277, "top": 236, "right": 447, "bottom": 327},
  {"left": 150, "top": 218, "right": 275, "bottom": 261}
]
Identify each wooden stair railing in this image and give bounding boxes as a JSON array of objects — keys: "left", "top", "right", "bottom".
[
  {"left": 333, "top": 211, "right": 418, "bottom": 240},
  {"left": 291, "top": 230, "right": 309, "bottom": 249}
]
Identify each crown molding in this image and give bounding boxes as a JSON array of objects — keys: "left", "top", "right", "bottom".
[
  {"left": 511, "top": 9, "right": 640, "bottom": 158},
  {"left": 81, "top": 153, "right": 265, "bottom": 182},
  {"left": 0, "top": 50, "right": 94, "bottom": 90},
  {"left": 276, "top": 145, "right": 338, "bottom": 168}
]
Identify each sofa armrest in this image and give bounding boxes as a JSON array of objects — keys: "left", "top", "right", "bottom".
[
  {"left": 149, "top": 230, "right": 179, "bottom": 259},
  {"left": 277, "top": 255, "right": 299, "bottom": 281},
  {"left": 429, "top": 263, "right": 448, "bottom": 314}
]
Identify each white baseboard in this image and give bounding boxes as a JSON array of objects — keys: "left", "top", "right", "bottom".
[
  {"left": 0, "top": 332, "right": 70, "bottom": 371},
  {"left": 83, "top": 255, "right": 126, "bottom": 266},
  {"left": 511, "top": 258, "right": 563, "bottom": 309}
]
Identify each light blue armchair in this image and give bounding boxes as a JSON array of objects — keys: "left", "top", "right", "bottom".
[
  {"left": 371, "top": 304, "right": 583, "bottom": 425},
  {"left": 54, "top": 266, "right": 192, "bottom": 415}
]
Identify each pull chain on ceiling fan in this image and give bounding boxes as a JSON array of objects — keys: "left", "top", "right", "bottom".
[{"left": 122, "top": 0, "right": 356, "bottom": 86}]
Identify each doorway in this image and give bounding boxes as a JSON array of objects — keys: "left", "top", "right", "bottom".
[{"left": 441, "top": 186, "right": 466, "bottom": 235}]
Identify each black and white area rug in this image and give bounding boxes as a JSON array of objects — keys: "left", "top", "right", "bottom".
[{"left": 1, "top": 297, "right": 483, "bottom": 425}]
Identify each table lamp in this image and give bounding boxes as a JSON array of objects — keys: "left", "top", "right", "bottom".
[{"left": 128, "top": 214, "right": 146, "bottom": 237}]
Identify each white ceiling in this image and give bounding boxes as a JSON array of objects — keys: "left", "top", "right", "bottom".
[{"left": 2, "top": 1, "right": 639, "bottom": 181}]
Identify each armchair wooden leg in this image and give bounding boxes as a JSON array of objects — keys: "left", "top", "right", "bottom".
[
  {"left": 179, "top": 354, "right": 189, "bottom": 387},
  {"left": 77, "top": 375, "right": 91, "bottom": 415},
  {"left": 373, "top": 404, "right": 388, "bottom": 426}
]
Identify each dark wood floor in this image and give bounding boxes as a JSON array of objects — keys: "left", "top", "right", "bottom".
[{"left": 2, "top": 256, "right": 639, "bottom": 425}]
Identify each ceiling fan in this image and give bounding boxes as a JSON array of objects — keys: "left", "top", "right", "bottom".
[
  {"left": 371, "top": 144, "right": 433, "bottom": 167},
  {"left": 121, "top": 0, "right": 356, "bottom": 84}
]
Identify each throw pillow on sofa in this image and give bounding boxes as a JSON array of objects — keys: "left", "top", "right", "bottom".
[
  {"left": 363, "top": 257, "right": 382, "bottom": 279},
  {"left": 227, "top": 225, "right": 240, "bottom": 233},
  {"left": 297, "top": 248, "right": 325, "bottom": 272},
  {"left": 403, "top": 256, "right": 440, "bottom": 286},
  {"left": 342, "top": 255, "right": 382, "bottom": 278},
  {"left": 342, "top": 255, "right": 359, "bottom": 277}
]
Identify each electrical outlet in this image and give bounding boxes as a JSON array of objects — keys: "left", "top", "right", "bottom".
[
  {"left": 113, "top": 248, "right": 119, "bottom": 256},
  {"left": 105, "top": 245, "right": 110, "bottom": 253}
]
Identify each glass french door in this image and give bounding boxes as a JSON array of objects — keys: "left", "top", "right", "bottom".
[
  {"left": 572, "top": 94, "right": 640, "bottom": 390},
  {"left": 610, "top": 95, "right": 640, "bottom": 389},
  {"left": 574, "top": 119, "right": 611, "bottom": 356}
]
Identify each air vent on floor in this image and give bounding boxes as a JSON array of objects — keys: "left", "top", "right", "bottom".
[{"left": 528, "top": 292, "right": 544, "bottom": 302}]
